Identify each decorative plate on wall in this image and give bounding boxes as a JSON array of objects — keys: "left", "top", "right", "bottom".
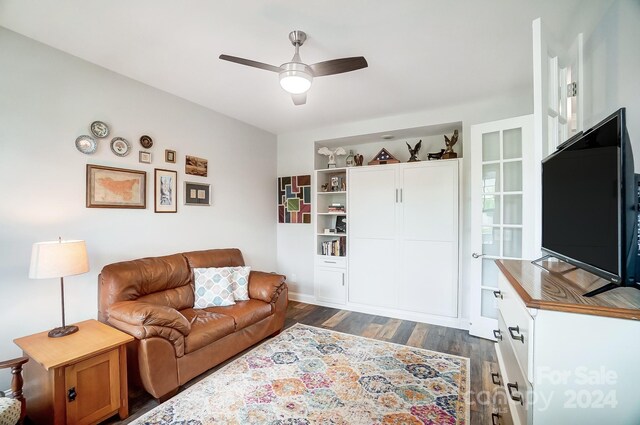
[
  {"left": 90, "top": 121, "right": 110, "bottom": 138},
  {"left": 75, "top": 135, "right": 97, "bottom": 154},
  {"left": 110, "top": 137, "right": 131, "bottom": 157},
  {"left": 140, "top": 135, "right": 153, "bottom": 149}
]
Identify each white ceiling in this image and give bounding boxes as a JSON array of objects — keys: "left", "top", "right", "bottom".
[{"left": 0, "top": 0, "right": 611, "bottom": 135}]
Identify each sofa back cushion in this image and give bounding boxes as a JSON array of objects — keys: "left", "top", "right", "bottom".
[
  {"left": 182, "top": 248, "right": 245, "bottom": 269},
  {"left": 99, "top": 253, "right": 192, "bottom": 322}
]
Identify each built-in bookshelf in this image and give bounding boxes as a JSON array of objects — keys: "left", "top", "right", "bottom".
[{"left": 315, "top": 168, "right": 347, "bottom": 258}]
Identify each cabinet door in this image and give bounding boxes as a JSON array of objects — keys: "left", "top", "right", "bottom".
[
  {"left": 348, "top": 167, "right": 398, "bottom": 308},
  {"left": 65, "top": 349, "right": 120, "bottom": 425},
  {"left": 315, "top": 267, "right": 346, "bottom": 304},
  {"left": 398, "top": 161, "right": 459, "bottom": 317}
]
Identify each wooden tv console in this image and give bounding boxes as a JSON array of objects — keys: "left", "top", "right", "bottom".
[{"left": 493, "top": 259, "right": 640, "bottom": 425}]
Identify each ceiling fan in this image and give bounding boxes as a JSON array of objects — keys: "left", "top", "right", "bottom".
[{"left": 219, "top": 30, "right": 368, "bottom": 105}]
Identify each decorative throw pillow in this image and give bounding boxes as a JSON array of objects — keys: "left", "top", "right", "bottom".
[
  {"left": 231, "top": 266, "right": 251, "bottom": 301},
  {"left": 192, "top": 267, "right": 236, "bottom": 308}
]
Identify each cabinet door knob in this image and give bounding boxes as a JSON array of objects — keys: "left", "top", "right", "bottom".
[
  {"left": 508, "top": 325, "right": 525, "bottom": 343},
  {"left": 68, "top": 386, "right": 77, "bottom": 402},
  {"left": 493, "top": 329, "right": 502, "bottom": 341},
  {"left": 491, "top": 372, "right": 501, "bottom": 385},
  {"left": 491, "top": 412, "right": 501, "bottom": 425},
  {"left": 493, "top": 290, "right": 503, "bottom": 299}
]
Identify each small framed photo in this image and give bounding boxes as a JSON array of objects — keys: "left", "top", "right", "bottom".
[
  {"left": 185, "top": 155, "right": 208, "bottom": 177},
  {"left": 86, "top": 164, "right": 146, "bottom": 209},
  {"left": 139, "top": 151, "right": 151, "bottom": 164},
  {"left": 165, "top": 149, "right": 176, "bottom": 164},
  {"left": 154, "top": 168, "right": 177, "bottom": 213},
  {"left": 184, "top": 181, "right": 211, "bottom": 206}
]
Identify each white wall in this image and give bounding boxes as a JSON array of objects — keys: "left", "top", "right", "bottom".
[
  {"left": 0, "top": 28, "right": 277, "bottom": 388},
  {"left": 277, "top": 89, "right": 533, "bottom": 322},
  {"left": 583, "top": 0, "right": 640, "bottom": 167}
]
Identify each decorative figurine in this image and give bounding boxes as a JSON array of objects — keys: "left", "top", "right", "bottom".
[
  {"left": 321, "top": 183, "right": 329, "bottom": 192},
  {"left": 427, "top": 149, "right": 445, "bottom": 160},
  {"left": 354, "top": 154, "right": 364, "bottom": 166},
  {"left": 318, "top": 147, "right": 347, "bottom": 168},
  {"left": 442, "top": 130, "right": 459, "bottom": 159},
  {"left": 406, "top": 140, "right": 422, "bottom": 162},
  {"left": 345, "top": 150, "right": 355, "bottom": 167}
]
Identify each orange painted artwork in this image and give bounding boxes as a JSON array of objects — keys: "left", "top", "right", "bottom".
[
  {"left": 86, "top": 164, "right": 146, "bottom": 209},
  {"left": 96, "top": 177, "right": 138, "bottom": 201}
]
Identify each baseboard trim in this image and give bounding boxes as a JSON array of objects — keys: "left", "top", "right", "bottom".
[{"left": 287, "top": 293, "right": 470, "bottom": 331}]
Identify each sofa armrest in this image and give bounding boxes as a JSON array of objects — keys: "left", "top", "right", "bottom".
[
  {"left": 248, "top": 271, "right": 287, "bottom": 303},
  {"left": 108, "top": 301, "right": 191, "bottom": 336}
]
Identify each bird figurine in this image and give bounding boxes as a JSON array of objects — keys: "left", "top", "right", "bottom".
[
  {"left": 406, "top": 140, "right": 422, "bottom": 162},
  {"left": 318, "top": 147, "right": 347, "bottom": 168},
  {"left": 442, "top": 130, "right": 459, "bottom": 159}
]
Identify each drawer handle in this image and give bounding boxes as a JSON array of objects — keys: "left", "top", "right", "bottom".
[
  {"left": 68, "top": 386, "right": 77, "bottom": 402},
  {"left": 493, "top": 329, "right": 502, "bottom": 341},
  {"left": 324, "top": 261, "right": 337, "bottom": 264},
  {"left": 507, "top": 382, "right": 523, "bottom": 405},
  {"left": 493, "top": 290, "right": 503, "bottom": 299},
  {"left": 491, "top": 372, "right": 501, "bottom": 385},
  {"left": 508, "top": 325, "right": 525, "bottom": 343},
  {"left": 491, "top": 412, "right": 501, "bottom": 425}
]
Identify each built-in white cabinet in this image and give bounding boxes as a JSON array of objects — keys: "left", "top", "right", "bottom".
[
  {"left": 314, "top": 257, "right": 347, "bottom": 304},
  {"left": 314, "top": 169, "right": 348, "bottom": 304},
  {"left": 348, "top": 160, "right": 459, "bottom": 318}
]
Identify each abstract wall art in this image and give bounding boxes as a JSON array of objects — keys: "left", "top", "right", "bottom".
[{"left": 278, "top": 175, "right": 311, "bottom": 223}]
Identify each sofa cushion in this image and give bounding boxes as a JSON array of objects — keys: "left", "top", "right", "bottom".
[
  {"left": 193, "top": 267, "right": 236, "bottom": 308},
  {"left": 99, "top": 253, "right": 193, "bottom": 321},
  {"left": 180, "top": 309, "right": 236, "bottom": 354},
  {"left": 205, "top": 299, "right": 272, "bottom": 331}
]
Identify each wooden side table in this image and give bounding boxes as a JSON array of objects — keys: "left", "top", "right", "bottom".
[{"left": 14, "top": 319, "right": 133, "bottom": 425}]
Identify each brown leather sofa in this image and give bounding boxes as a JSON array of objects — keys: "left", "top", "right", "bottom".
[{"left": 98, "top": 248, "right": 287, "bottom": 400}]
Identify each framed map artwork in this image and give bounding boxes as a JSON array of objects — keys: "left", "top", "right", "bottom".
[{"left": 86, "top": 164, "right": 146, "bottom": 209}]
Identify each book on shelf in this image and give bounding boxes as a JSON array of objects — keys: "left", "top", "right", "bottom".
[{"left": 321, "top": 238, "right": 346, "bottom": 256}]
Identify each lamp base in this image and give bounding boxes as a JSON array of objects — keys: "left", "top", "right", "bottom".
[{"left": 48, "top": 325, "right": 79, "bottom": 338}]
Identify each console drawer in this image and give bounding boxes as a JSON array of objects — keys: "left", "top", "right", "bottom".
[
  {"left": 497, "top": 273, "right": 534, "bottom": 382},
  {"left": 496, "top": 312, "right": 531, "bottom": 425}
]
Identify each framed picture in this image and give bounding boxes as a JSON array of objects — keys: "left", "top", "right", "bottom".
[
  {"left": 86, "top": 164, "right": 146, "bottom": 209},
  {"left": 165, "top": 149, "right": 176, "bottom": 163},
  {"left": 139, "top": 151, "right": 151, "bottom": 164},
  {"left": 154, "top": 169, "right": 177, "bottom": 213},
  {"left": 184, "top": 181, "right": 211, "bottom": 206},
  {"left": 185, "top": 155, "right": 208, "bottom": 177}
]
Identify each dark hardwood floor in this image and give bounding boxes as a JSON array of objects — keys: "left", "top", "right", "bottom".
[{"left": 103, "top": 302, "right": 508, "bottom": 425}]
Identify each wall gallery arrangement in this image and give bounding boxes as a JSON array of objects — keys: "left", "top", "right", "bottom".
[
  {"left": 80, "top": 119, "right": 210, "bottom": 212},
  {"left": 278, "top": 175, "right": 311, "bottom": 224}
]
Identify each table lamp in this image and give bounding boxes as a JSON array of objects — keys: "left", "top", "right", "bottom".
[{"left": 29, "top": 238, "right": 89, "bottom": 338}]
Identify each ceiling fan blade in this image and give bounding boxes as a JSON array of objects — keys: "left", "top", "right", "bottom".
[
  {"left": 219, "top": 54, "right": 282, "bottom": 73},
  {"left": 309, "top": 56, "right": 368, "bottom": 77},
  {"left": 292, "top": 93, "right": 307, "bottom": 106}
]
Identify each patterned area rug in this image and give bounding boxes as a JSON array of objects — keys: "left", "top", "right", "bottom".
[{"left": 132, "top": 324, "right": 469, "bottom": 425}]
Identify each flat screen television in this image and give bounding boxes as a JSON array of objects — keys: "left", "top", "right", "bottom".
[{"left": 541, "top": 107, "right": 640, "bottom": 296}]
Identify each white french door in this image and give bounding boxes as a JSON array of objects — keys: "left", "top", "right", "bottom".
[{"left": 469, "top": 115, "right": 534, "bottom": 339}]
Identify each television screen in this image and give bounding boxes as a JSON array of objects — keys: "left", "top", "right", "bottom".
[{"left": 542, "top": 111, "right": 624, "bottom": 279}]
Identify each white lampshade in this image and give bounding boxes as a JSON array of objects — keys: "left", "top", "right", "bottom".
[
  {"left": 29, "top": 240, "right": 89, "bottom": 279},
  {"left": 279, "top": 62, "right": 313, "bottom": 94}
]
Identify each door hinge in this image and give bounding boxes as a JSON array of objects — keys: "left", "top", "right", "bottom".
[{"left": 567, "top": 82, "right": 577, "bottom": 97}]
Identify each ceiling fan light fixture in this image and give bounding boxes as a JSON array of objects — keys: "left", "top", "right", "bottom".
[{"left": 279, "top": 62, "right": 313, "bottom": 94}]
